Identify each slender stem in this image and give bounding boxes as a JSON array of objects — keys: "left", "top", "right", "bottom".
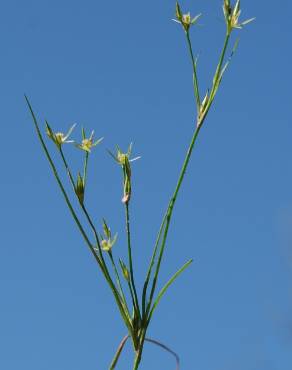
[
  {"left": 109, "top": 252, "right": 130, "bottom": 314},
  {"left": 132, "top": 347, "right": 143, "bottom": 370},
  {"left": 83, "top": 151, "right": 89, "bottom": 187},
  {"left": 81, "top": 205, "right": 107, "bottom": 265},
  {"left": 142, "top": 213, "right": 167, "bottom": 317},
  {"left": 210, "top": 32, "right": 230, "bottom": 102},
  {"left": 59, "top": 148, "right": 76, "bottom": 191},
  {"left": 127, "top": 279, "right": 138, "bottom": 318},
  {"left": 186, "top": 31, "right": 200, "bottom": 111},
  {"left": 146, "top": 123, "right": 203, "bottom": 316},
  {"left": 109, "top": 334, "right": 130, "bottom": 370},
  {"left": 125, "top": 202, "right": 141, "bottom": 320}
]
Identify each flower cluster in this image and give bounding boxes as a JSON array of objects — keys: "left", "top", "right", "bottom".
[{"left": 46, "top": 123, "right": 103, "bottom": 153}]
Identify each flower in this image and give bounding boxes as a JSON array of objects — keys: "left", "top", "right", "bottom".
[
  {"left": 173, "top": 2, "right": 201, "bottom": 32},
  {"left": 108, "top": 143, "right": 140, "bottom": 204},
  {"left": 100, "top": 219, "right": 117, "bottom": 252},
  {"left": 46, "top": 122, "right": 76, "bottom": 148},
  {"left": 223, "top": 0, "right": 255, "bottom": 33},
  {"left": 76, "top": 130, "right": 103, "bottom": 153},
  {"left": 109, "top": 143, "right": 141, "bottom": 166}
]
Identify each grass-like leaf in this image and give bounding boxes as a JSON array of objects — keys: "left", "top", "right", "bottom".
[{"left": 148, "top": 259, "right": 193, "bottom": 322}]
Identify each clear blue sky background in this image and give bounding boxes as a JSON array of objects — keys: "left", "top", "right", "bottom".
[{"left": 1, "top": 0, "right": 291, "bottom": 369}]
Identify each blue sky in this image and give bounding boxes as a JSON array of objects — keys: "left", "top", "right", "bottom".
[{"left": 1, "top": 0, "right": 292, "bottom": 369}]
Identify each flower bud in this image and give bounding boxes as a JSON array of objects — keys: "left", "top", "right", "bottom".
[
  {"left": 102, "top": 219, "right": 111, "bottom": 239},
  {"left": 175, "top": 2, "right": 183, "bottom": 21},
  {"left": 119, "top": 259, "right": 130, "bottom": 282},
  {"left": 100, "top": 220, "right": 117, "bottom": 252},
  {"left": 75, "top": 172, "right": 85, "bottom": 204}
]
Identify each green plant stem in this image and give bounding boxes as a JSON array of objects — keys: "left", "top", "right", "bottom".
[
  {"left": 132, "top": 346, "right": 143, "bottom": 370},
  {"left": 58, "top": 147, "right": 76, "bottom": 191},
  {"left": 141, "top": 213, "right": 167, "bottom": 317},
  {"left": 210, "top": 32, "right": 230, "bottom": 102},
  {"left": 83, "top": 151, "right": 89, "bottom": 186},
  {"left": 109, "top": 252, "right": 130, "bottom": 314},
  {"left": 186, "top": 30, "right": 200, "bottom": 111},
  {"left": 125, "top": 203, "right": 141, "bottom": 320},
  {"left": 146, "top": 123, "right": 203, "bottom": 317},
  {"left": 127, "top": 280, "right": 138, "bottom": 319},
  {"left": 80, "top": 204, "right": 109, "bottom": 271}
]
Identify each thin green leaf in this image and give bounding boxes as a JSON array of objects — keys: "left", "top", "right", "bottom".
[
  {"left": 218, "top": 38, "right": 240, "bottom": 85},
  {"left": 148, "top": 259, "right": 193, "bottom": 321},
  {"left": 175, "top": 2, "right": 182, "bottom": 20},
  {"left": 142, "top": 213, "right": 167, "bottom": 317},
  {"left": 45, "top": 121, "right": 54, "bottom": 137},
  {"left": 119, "top": 259, "right": 130, "bottom": 282}
]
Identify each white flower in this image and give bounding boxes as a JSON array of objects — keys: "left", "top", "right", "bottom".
[
  {"left": 173, "top": 2, "right": 201, "bottom": 32},
  {"left": 76, "top": 130, "right": 103, "bottom": 153},
  {"left": 46, "top": 123, "right": 76, "bottom": 148}
]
